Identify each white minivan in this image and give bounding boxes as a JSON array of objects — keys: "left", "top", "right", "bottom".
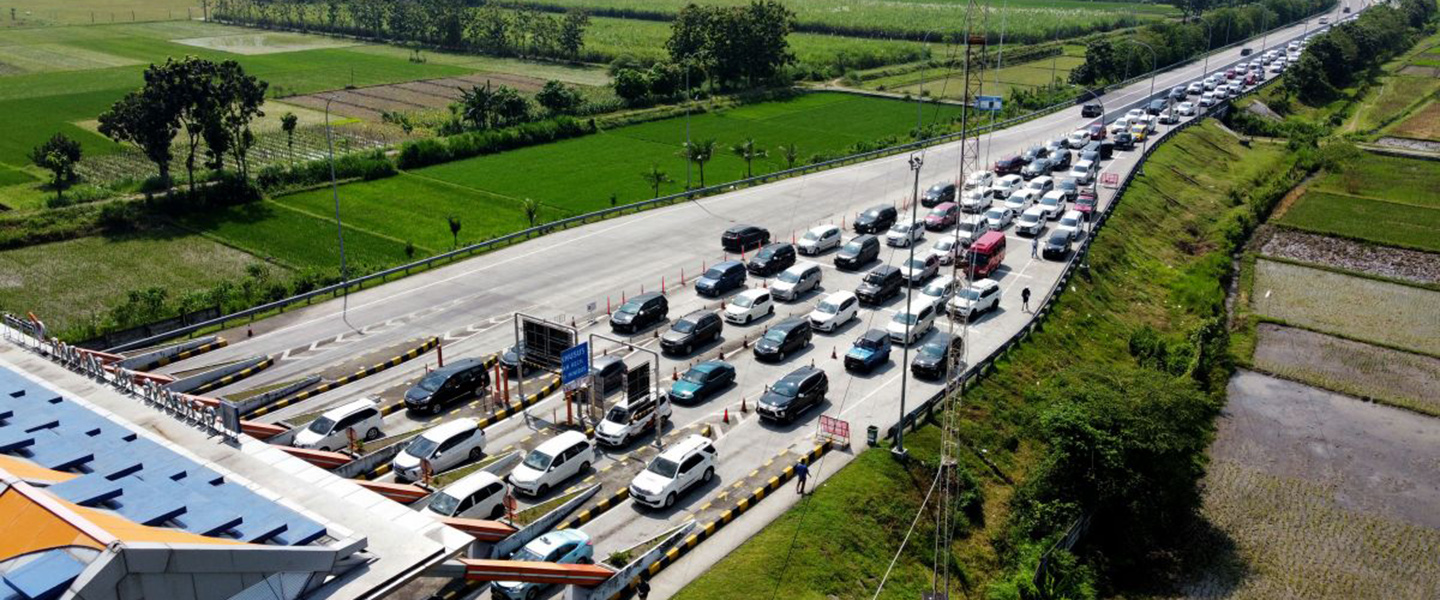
[
  {"left": 293, "top": 398, "right": 383, "bottom": 452},
  {"left": 629, "top": 434, "right": 717, "bottom": 509},
  {"left": 427, "top": 470, "right": 506, "bottom": 519},
  {"left": 595, "top": 391, "right": 672, "bottom": 446},
  {"left": 392, "top": 418, "right": 485, "bottom": 482},
  {"left": 509, "top": 431, "right": 594, "bottom": 497}
]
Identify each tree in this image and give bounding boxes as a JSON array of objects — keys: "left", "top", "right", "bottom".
[
  {"left": 777, "top": 142, "right": 799, "bottom": 170},
  {"left": 521, "top": 198, "right": 541, "bottom": 227},
  {"left": 211, "top": 60, "right": 268, "bottom": 178},
  {"left": 647, "top": 62, "right": 684, "bottom": 98},
  {"left": 29, "top": 133, "right": 82, "bottom": 199},
  {"left": 536, "top": 80, "right": 583, "bottom": 115},
  {"left": 468, "top": 5, "right": 512, "bottom": 55},
  {"left": 640, "top": 164, "right": 673, "bottom": 198},
  {"left": 455, "top": 82, "right": 496, "bottom": 130},
  {"left": 667, "top": 1, "right": 795, "bottom": 89},
  {"left": 612, "top": 68, "right": 650, "bottom": 104},
  {"left": 1282, "top": 53, "right": 1335, "bottom": 103},
  {"left": 729, "top": 137, "right": 767, "bottom": 178},
  {"left": 559, "top": 9, "right": 590, "bottom": 58},
  {"left": 490, "top": 85, "right": 531, "bottom": 127},
  {"left": 98, "top": 84, "right": 180, "bottom": 187},
  {"left": 447, "top": 215, "right": 461, "bottom": 248},
  {"left": 678, "top": 138, "right": 716, "bottom": 188},
  {"left": 281, "top": 112, "right": 298, "bottom": 167}
]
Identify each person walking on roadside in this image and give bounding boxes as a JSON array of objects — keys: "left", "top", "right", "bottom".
[
  {"left": 1022, "top": 287, "right": 1032, "bottom": 313},
  {"left": 636, "top": 580, "right": 651, "bottom": 600},
  {"left": 1031, "top": 235, "right": 1039, "bottom": 258},
  {"left": 795, "top": 460, "right": 810, "bottom": 494}
]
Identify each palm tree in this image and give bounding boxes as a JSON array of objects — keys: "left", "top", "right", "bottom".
[
  {"left": 777, "top": 143, "right": 799, "bottom": 170},
  {"left": 640, "top": 164, "right": 674, "bottom": 198},
  {"left": 678, "top": 138, "right": 716, "bottom": 188},
  {"left": 446, "top": 215, "right": 462, "bottom": 249},
  {"left": 730, "top": 137, "right": 768, "bottom": 178},
  {"left": 521, "top": 198, "right": 541, "bottom": 227}
]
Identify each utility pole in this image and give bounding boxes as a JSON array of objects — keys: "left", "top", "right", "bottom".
[
  {"left": 324, "top": 96, "right": 350, "bottom": 318},
  {"left": 894, "top": 153, "right": 924, "bottom": 460}
]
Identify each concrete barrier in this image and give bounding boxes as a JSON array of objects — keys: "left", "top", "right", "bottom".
[
  {"left": 118, "top": 336, "right": 226, "bottom": 371},
  {"left": 333, "top": 442, "right": 406, "bottom": 479},
  {"left": 164, "top": 355, "right": 270, "bottom": 394},
  {"left": 232, "top": 375, "right": 321, "bottom": 414},
  {"left": 491, "top": 485, "right": 601, "bottom": 559},
  {"left": 248, "top": 337, "right": 441, "bottom": 418}
]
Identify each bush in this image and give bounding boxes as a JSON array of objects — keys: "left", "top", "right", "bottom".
[
  {"left": 396, "top": 117, "right": 597, "bottom": 169},
  {"left": 256, "top": 151, "right": 396, "bottom": 193}
]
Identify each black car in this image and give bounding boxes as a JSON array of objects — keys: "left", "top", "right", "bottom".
[
  {"left": 993, "top": 155, "right": 1026, "bottom": 175},
  {"left": 1240, "top": 47, "right": 1253, "bottom": 56},
  {"left": 610, "top": 292, "right": 668, "bottom": 333},
  {"left": 1081, "top": 101, "right": 1104, "bottom": 118},
  {"left": 757, "top": 366, "right": 828, "bottom": 424},
  {"left": 747, "top": 242, "right": 797, "bottom": 277},
  {"left": 1021, "top": 145, "right": 1049, "bottom": 163},
  {"left": 1147, "top": 98, "right": 1168, "bottom": 115},
  {"left": 1041, "top": 229, "right": 1073, "bottom": 260},
  {"left": 835, "top": 234, "right": 880, "bottom": 270},
  {"left": 591, "top": 355, "right": 627, "bottom": 396},
  {"left": 1050, "top": 149, "right": 1072, "bottom": 171},
  {"left": 910, "top": 334, "right": 964, "bottom": 380},
  {"left": 921, "top": 182, "right": 956, "bottom": 208},
  {"left": 721, "top": 224, "right": 770, "bottom": 253},
  {"left": 1113, "top": 131, "right": 1136, "bottom": 150},
  {"left": 668, "top": 360, "right": 735, "bottom": 403},
  {"left": 753, "top": 318, "right": 812, "bottom": 362},
  {"left": 1020, "top": 157, "right": 1053, "bottom": 179},
  {"left": 1168, "top": 86, "right": 1188, "bottom": 101},
  {"left": 1082, "top": 139, "right": 1114, "bottom": 160},
  {"left": 660, "top": 310, "right": 723, "bottom": 355},
  {"left": 695, "top": 260, "right": 746, "bottom": 297},
  {"left": 405, "top": 357, "right": 490, "bottom": 415},
  {"left": 856, "top": 265, "right": 903, "bottom": 305},
  {"left": 499, "top": 342, "right": 535, "bottom": 376},
  {"left": 853, "top": 205, "right": 898, "bottom": 234},
  {"left": 1057, "top": 178, "right": 1079, "bottom": 202}
]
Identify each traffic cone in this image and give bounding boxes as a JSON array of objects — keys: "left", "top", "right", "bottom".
[
  {"left": 741, "top": 396, "right": 748, "bottom": 413},
  {"left": 723, "top": 408, "right": 730, "bottom": 424},
  {"left": 832, "top": 347, "right": 837, "bottom": 359},
  {"left": 247, "top": 325, "right": 253, "bottom": 338},
  {"left": 662, "top": 277, "right": 666, "bottom": 294},
  {"left": 673, "top": 367, "right": 679, "bottom": 381}
]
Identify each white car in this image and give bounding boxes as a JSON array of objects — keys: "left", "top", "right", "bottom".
[
  {"left": 919, "top": 275, "right": 958, "bottom": 310},
  {"left": 596, "top": 391, "right": 672, "bottom": 446},
  {"left": 1056, "top": 209, "right": 1085, "bottom": 239},
  {"left": 725, "top": 288, "right": 774, "bottom": 324},
  {"left": 629, "top": 434, "right": 716, "bottom": 509},
  {"left": 1067, "top": 160, "right": 1096, "bottom": 185},
  {"left": 1066, "top": 129, "right": 1090, "bottom": 149},
  {"left": 983, "top": 207, "right": 1014, "bottom": 230},
  {"left": 1037, "top": 190, "right": 1066, "bottom": 219},
  {"left": 1227, "top": 83, "right": 1243, "bottom": 96},
  {"left": 948, "top": 279, "right": 1001, "bottom": 318},
  {"left": 988, "top": 174, "right": 1024, "bottom": 199},
  {"left": 1203, "top": 77, "right": 1220, "bottom": 90},
  {"left": 1199, "top": 92, "right": 1217, "bottom": 107},
  {"left": 1212, "top": 86, "right": 1229, "bottom": 100},
  {"left": 1125, "top": 108, "right": 1145, "bottom": 121},
  {"left": 1186, "top": 81, "right": 1204, "bottom": 95},
  {"left": 1026, "top": 175, "right": 1055, "bottom": 195},
  {"left": 886, "top": 219, "right": 924, "bottom": 247},
  {"left": 1109, "top": 117, "right": 1132, "bottom": 135},
  {"left": 1158, "top": 108, "right": 1179, "bottom": 125},
  {"left": 427, "top": 470, "right": 506, "bottom": 519},
  {"left": 771, "top": 262, "right": 822, "bottom": 302},
  {"left": 808, "top": 291, "right": 858, "bottom": 333},
  {"left": 1176, "top": 101, "right": 1196, "bottom": 116},
  {"left": 392, "top": 418, "right": 485, "bottom": 482},
  {"left": 898, "top": 255, "right": 939, "bottom": 286},
  {"left": 797, "top": 224, "right": 842, "bottom": 255},
  {"left": 955, "top": 215, "right": 987, "bottom": 246},
  {"left": 963, "top": 170, "right": 995, "bottom": 191},
  {"left": 508, "top": 430, "right": 594, "bottom": 496},
  {"left": 887, "top": 302, "right": 937, "bottom": 345},
  {"left": 293, "top": 398, "right": 382, "bottom": 452},
  {"left": 1004, "top": 189, "right": 1037, "bottom": 212},
  {"left": 959, "top": 188, "right": 991, "bottom": 212},
  {"left": 928, "top": 237, "right": 963, "bottom": 265},
  {"left": 1016, "top": 206, "right": 1046, "bottom": 236}
]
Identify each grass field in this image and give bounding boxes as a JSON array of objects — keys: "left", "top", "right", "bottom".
[
  {"left": 1310, "top": 152, "right": 1440, "bottom": 209},
  {"left": 1278, "top": 190, "right": 1440, "bottom": 252},
  {"left": 177, "top": 200, "right": 411, "bottom": 271},
  {"left": 1252, "top": 259, "right": 1440, "bottom": 356},
  {"left": 0, "top": 0, "right": 200, "bottom": 27},
  {"left": 1253, "top": 324, "right": 1440, "bottom": 417},
  {"left": 0, "top": 227, "right": 261, "bottom": 335},
  {"left": 865, "top": 45, "right": 1086, "bottom": 100},
  {"left": 1348, "top": 74, "right": 1440, "bottom": 133}
]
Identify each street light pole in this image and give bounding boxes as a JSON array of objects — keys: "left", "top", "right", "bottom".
[
  {"left": 323, "top": 96, "right": 350, "bottom": 318},
  {"left": 894, "top": 153, "right": 924, "bottom": 460},
  {"left": 1122, "top": 39, "right": 1157, "bottom": 173},
  {"left": 684, "top": 63, "right": 692, "bottom": 189}
]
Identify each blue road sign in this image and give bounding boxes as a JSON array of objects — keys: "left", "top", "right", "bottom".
[
  {"left": 561, "top": 342, "right": 591, "bottom": 384},
  {"left": 977, "top": 95, "right": 1003, "bottom": 111}
]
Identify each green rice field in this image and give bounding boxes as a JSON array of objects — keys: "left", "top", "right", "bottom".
[
  {"left": 177, "top": 200, "right": 411, "bottom": 271},
  {"left": 0, "top": 0, "right": 201, "bottom": 28},
  {"left": 1311, "top": 152, "right": 1440, "bottom": 209},
  {"left": 1279, "top": 191, "right": 1440, "bottom": 253},
  {"left": 865, "top": 44, "right": 1087, "bottom": 100},
  {"left": 1252, "top": 259, "right": 1440, "bottom": 356},
  {"left": 583, "top": 14, "right": 930, "bottom": 69}
]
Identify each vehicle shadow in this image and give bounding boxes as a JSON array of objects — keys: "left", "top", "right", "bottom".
[{"left": 759, "top": 398, "right": 833, "bottom": 433}]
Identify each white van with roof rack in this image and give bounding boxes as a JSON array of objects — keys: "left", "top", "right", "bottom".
[
  {"left": 426, "top": 470, "right": 506, "bottom": 519},
  {"left": 292, "top": 398, "right": 382, "bottom": 452},
  {"left": 595, "top": 391, "right": 672, "bottom": 446},
  {"left": 629, "top": 434, "right": 717, "bottom": 509},
  {"left": 392, "top": 418, "right": 485, "bottom": 482}
]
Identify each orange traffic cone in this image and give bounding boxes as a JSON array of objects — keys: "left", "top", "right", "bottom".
[
  {"left": 723, "top": 408, "right": 730, "bottom": 424},
  {"left": 832, "top": 347, "right": 837, "bottom": 359},
  {"left": 673, "top": 367, "right": 679, "bottom": 381},
  {"left": 741, "top": 396, "right": 748, "bottom": 413}
]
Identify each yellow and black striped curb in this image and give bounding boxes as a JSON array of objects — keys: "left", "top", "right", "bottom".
[
  {"left": 557, "top": 487, "right": 630, "bottom": 531},
  {"left": 353, "top": 462, "right": 394, "bottom": 481},
  {"left": 132, "top": 338, "right": 229, "bottom": 372},
  {"left": 622, "top": 441, "right": 833, "bottom": 594},
  {"left": 249, "top": 337, "right": 443, "bottom": 418},
  {"left": 190, "top": 356, "right": 273, "bottom": 396}
]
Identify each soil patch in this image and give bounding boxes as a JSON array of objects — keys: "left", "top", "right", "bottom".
[
  {"left": 1386, "top": 101, "right": 1440, "bottom": 141},
  {"left": 1258, "top": 227, "right": 1440, "bottom": 286},
  {"left": 283, "top": 71, "right": 551, "bottom": 122},
  {"left": 174, "top": 32, "right": 357, "bottom": 55},
  {"left": 1398, "top": 65, "right": 1440, "bottom": 77},
  {"left": 1253, "top": 323, "right": 1440, "bottom": 416},
  {"left": 1252, "top": 259, "right": 1440, "bottom": 355}
]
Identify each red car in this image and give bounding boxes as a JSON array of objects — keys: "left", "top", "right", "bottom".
[
  {"left": 1087, "top": 122, "right": 1107, "bottom": 140},
  {"left": 993, "top": 155, "right": 1025, "bottom": 175},
  {"left": 1244, "top": 72, "right": 1258, "bottom": 85},
  {"left": 1074, "top": 187, "right": 1098, "bottom": 220},
  {"left": 925, "top": 202, "right": 958, "bottom": 231},
  {"left": 1224, "top": 68, "right": 1239, "bottom": 79}
]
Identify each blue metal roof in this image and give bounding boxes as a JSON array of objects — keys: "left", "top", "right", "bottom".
[
  {"left": 0, "top": 366, "right": 326, "bottom": 546},
  {"left": 1, "top": 549, "right": 87, "bottom": 600}
]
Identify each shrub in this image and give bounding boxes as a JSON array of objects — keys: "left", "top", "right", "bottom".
[{"left": 396, "top": 117, "right": 597, "bottom": 169}]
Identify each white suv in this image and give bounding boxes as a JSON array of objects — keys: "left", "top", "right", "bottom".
[
  {"left": 725, "top": 289, "right": 774, "bottom": 324},
  {"left": 392, "top": 418, "right": 485, "bottom": 482},
  {"left": 427, "top": 470, "right": 506, "bottom": 519},
  {"left": 797, "top": 225, "right": 842, "bottom": 255},
  {"left": 809, "top": 291, "right": 859, "bottom": 333},
  {"left": 595, "top": 392, "right": 672, "bottom": 446},
  {"left": 887, "top": 303, "right": 937, "bottom": 345},
  {"left": 948, "top": 279, "right": 1002, "bottom": 318},
  {"left": 629, "top": 434, "right": 717, "bottom": 509},
  {"left": 509, "top": 431, "right": 594, "bottom": 496},
  {"left": 293, "top": 398, "right": 382, "bottom": 452}
]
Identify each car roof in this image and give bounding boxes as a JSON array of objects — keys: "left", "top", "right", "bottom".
[
  {"left": 780, "top": 366, "right": 822, "bottom": 384},
  {"left": 736, "top": 287, "right": 769, "bottom": 300},
  {"left": 1043, "top": 190, "right": 1066, "bottom": 199},
  {"left": 1022, "top": 206, "right": 1046, "bottom": 216},
  {"left": 772, "top": 317, "right": 807, "bottom": 332},
  {"left": 658, "top": 434, "right": 714, "bottom": 462},
  {"left": 419, "top": 418, "right": 480, "bottom": 442},
  {"left": 693, "top": 359, "right": 732, "bottom": 373},
  {"left": 808, "top": 224, "right": 839, "bottom": 233},
  {"left": 859, "top": 329, "right": 889, "bottom": 343},
  {"left": 522, "top": 529, "right": 590, "bottom": 555},
  {"left": 429, "top": 357, "right": 485, "bottom": 378},
  {"left": 440, "top": 469, "right": 502, "bottom": 499},
  {"left": 822, "top": 290, "right": 857, "bottom": 303},
  {"left": 678, "top": 309, "right": 715, "bottom": 322},
  {"left": 849, "top": 234, "right": 877, "bottom": 244},
  {"left": 536, "top": 430, "right": 589, "bottom": 454},
  {"left": 713, "top": 259, "right": 744, "bottom": 270},
  {"left": 629, "top": 292, "right": 664, "bottom": 303},
  {"left": 864, "top": 204, "right": 894, "bottom": 213},
  {"left": 760, "top": 242, "right": 790, "bottom": 252},
  {"left": 726, "top": 224, "right": 762, "bottom": 234},
  {"left": 1061, "top": 209, "right": 1083, "bottom": 220},
  {"left": 592, "top": 355, "right": 624, "bottom": 370},
  {"left": 323, "top": 397, "right": 379, "bottom": 419},
  {"left": 783, "top": 262, "right": 820, "bottom": 275},
  {"left": 932, "top": 202, "right": 957, "bottom": 210},
  {"left": 871, "top": 265, "right": 900, "bottom": 276},
  {"left": 927, "top": 274, "right": 956, "bottom": 286},
  {"left": 969, "top": 278, "right": 1000, "bottom": 290}
]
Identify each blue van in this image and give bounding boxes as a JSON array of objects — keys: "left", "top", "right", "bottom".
[{"left": 695, "top": 260, "right": 747, "bottom": 297}]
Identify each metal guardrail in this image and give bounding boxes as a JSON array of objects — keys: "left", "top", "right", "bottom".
[{"left": 103, "top": 9, "right": 1325, "bottom": 354}]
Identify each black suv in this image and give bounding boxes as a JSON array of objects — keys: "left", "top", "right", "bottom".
[
  {"left": 993, "top": 155, "right": 1026, "bottom": 175},
  {"left": 405, "top": 357, "right": 490, "bottom": 414},
  {"left": 856, "top": 265, "right": 903, "bottom": 305},
  {"left": 1147, "top": 98, "right": 1168, "bottom": 115},
  {"left": 1021, "top": 157, "right": 1053, "bottom": 179},
  {"left": 721, "top": 224, "right": 770, "bottom": 253},
  {"left": 853, "top": 204, "right": 898, "bottom": 234},
  {"left": 660, "top": 310, "right": 723, "bottom": 355},
  {"left": 747, "top": 243, "right": 796, "bottom": 276},
  {"left": 1021, "top": 145, "right": 1049, "bottom": 163},
  {"left": 910, "top": 334, "right": 963, "bottom": 380},
  {"left": 757, "top": 366, "right": 828, "bottom": 424},
  {"left": 1050, "top": 149, "right": 1072, "bottom": 171},
  {"left": 921, "top": 182, "right": 956, "bottom": 208},
  {"left": 1113, "top": 131, "right": 1136, "bottom": 150},
  {"left": 1081, "top": 100, "right": 1103, "bottom": 118},
  {"left": 835, "top": 234, "right": 880, "bottom": 270},
  {"left": 1082, "top": 139, "right": 1114, "bottom": 161},
  {"left": 610, "top": 292, "right": 668, "bottom": 333},
  {"left": 753, "top": 318, "right": 812, "bottom": 362}
]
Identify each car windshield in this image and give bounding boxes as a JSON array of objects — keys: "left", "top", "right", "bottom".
[
  {"left": 865, "top": 271, "right": 888, "bottom": 284},
  {"left": 815, "top": 301, "right": 839, "bottom": 314},
  {"left": 673, "top": 319, "right": 696, "bottom": 333},
  {"left": 1019, "top": 213, "right": 1039, "bottom": 224},
  {"left": 702, "top": 268, "right": 724, "bottom": 280},
  {"left": 928, "top": 208, "right": 949, "bottom": 218},
  {"left": 1042, "top": 197, "right": 1059, "bottom": 206},
  {"left": 1060, "top": 180, "right": 1077, "bottom": 190},
  {"left": 618, "top": 300, "right": 642, "bottom": 315},
  {"left": 957, "top": 288, "right": 982, "bottom": 301},
  {"left": 920, "top": 342, "right": 946, "bottom": 358},
  {"left": 763, "top": 329, "right": 788, "bottom": 343},
  {"left": 757, "top": 247, "right": 776, "bottom": 259},
  {"left": 771, "top": 380, "right": 799, "bottom": 397},
  {"left": 927, "top": 184, "right": 947, "bottom": 194},
  {"left": 647, "top": 457, "right": 680, "bottom": 478},
  {"left": 958, "top": 221, "right": 977, "bottom": 233},
  {"left": 307, "top": 416, "right": 336, "bottom": 434},
  {"left": 923, "top": 282, "right": 948, "bottom": 297},
  {"left": 405, "top": 436, "right": 439, "bottom": 459},
  {"left": 1061, "top": 217, "right": 1079, "bottom": 228},
  {"left": 513, "top": 547, "right": 544, "bottom": 562},
  {"left": 842, "top": 241, "right": 863, "bottom": 254},
  {"left": 985, "top": 209, "right": 1005, "bottom": 220},
  {"left": 732, "top": 295, "right": 754, "bottom": 308},
  {"left": 905, "top": 259, "right": 929, "bottom": 270},
  {"left": 522, "top": 449, "right": 553, "bottom": 471},
  {"left": 778, "top": 270, "right": 801, "bottom": 283},
  {"left": 803, "top": 230, "right": 821, "bottom": 241},
  {"left": 1007, "top": 195, "right": 1026, "bottom": 204},
  {"left": 428, "top": 493, "right": 460, "bottom": 516},
  {"left": 1049, "top": 232, "right": 1070, "bottom": 244},
  {"left": 889, "top": 223, "right": 909, "bottom": 233},
  {"left": 417, "top": 371, "right": 445, "bottom": 392},
  {"left": 894, "top": 312, "right": 919, "bottom": 325},
  {"left": 682, "top": 368, "right": 710, "bottom": 383},
  {"left": 934, "top": 239, "right": 954, "bottom": 251},
  {"left": 605, "top": 406, "right": 629, "bottom": 423}
]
